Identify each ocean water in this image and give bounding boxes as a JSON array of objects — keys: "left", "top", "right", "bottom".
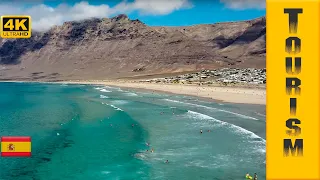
[{"left": 0, "top": 82, "right": 266, "bottom": 180}]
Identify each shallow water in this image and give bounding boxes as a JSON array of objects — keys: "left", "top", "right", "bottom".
[{"left": 0, "top": 83, "right": 265, "bottom": 180}]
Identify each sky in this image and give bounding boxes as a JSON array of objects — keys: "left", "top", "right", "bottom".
[{"left": 0, "top": 0, "right": 265, "bottom": 31}]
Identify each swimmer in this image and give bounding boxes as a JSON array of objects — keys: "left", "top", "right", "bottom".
[
  {"left": 146, "top": 150, "right": 149, "bottom": 152},
  {"left": 165, "top": 160, "right": 169, "bottom": 163},
  {"left": 246, "top": 173, "right": 250, "bottom": 179},
  {"left": 151, "top": 148, "right": 154, "bottom": 153},
  {"left": 246, "top": 173, "right": 252, "bottom": 179},
  {"left": 131, "top": 124, "right": 134, "bottom": 127},
  {"left": 200, "top": 129, "right": 203, "bottom": 134},
  {"left": 253, "top": 173, "right": 257, "bottom": 180},
  {"left": 146, "top": 142, "right": 150, "bottom": 146}
]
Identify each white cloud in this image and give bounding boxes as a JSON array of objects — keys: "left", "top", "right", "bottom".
[
  {"left": 220, "top": 0, "right": 265, "bottom": 10},
  {"left": 113, "top": 0, "right": 192, "bottom": 15},
  {"left": 0, "top": 0, "right": 191, "bottom": 31}
]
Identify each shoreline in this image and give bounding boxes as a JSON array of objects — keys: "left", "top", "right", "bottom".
[{"left": 0, "top": 80, "right": 266, "bottom": 105}]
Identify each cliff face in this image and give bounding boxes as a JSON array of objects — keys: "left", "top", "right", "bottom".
[{"left": 0, "top": 14, "right": 265, "bottom": 81}]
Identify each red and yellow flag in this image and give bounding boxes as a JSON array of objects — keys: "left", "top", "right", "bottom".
[{"left": 1, "top": 136, "right": 31, "bottom": 157}]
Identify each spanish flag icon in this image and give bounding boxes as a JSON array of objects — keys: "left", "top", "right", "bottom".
[{"left": 1, "top": 136, "right": 31, "bottom": 157}]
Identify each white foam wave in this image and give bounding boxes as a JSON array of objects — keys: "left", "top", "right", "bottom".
[
  {"left": 101, "top": 102, "right": 123, "bottom": 111},
  {"left": 255, "top": 112, "right": 266, "bottom": 117},
  {"left": 134, "top": 152, "right": 148, "bottom": 160},
  {"left": 187, "top": 110, "right": 265, "bottom": 142},
  {"left": 111, "top": 100, "right": 129, "bottom": 105},
  {"left": 94, "top": 87, "right": 112, "bottom": 92},
  {"left": 164, "top": 99, "right": 258, "bottom": 120},
  {"left": 100, "top": 89, "right": 112, "bottom": 93},
  {"left": 124, "top": 92, "right": 138, "bottom": 96},
  {"left": 100, "top": 95, "right": 109, "bottom": 99},
  {"left": 104, "top": 86, "right": 122, "bottom": 90}
]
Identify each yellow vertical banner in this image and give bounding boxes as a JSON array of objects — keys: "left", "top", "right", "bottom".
[{"left": 267, "top": 0, "right": 320, "bottom": 180}]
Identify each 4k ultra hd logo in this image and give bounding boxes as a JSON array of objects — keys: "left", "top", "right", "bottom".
[{"left": 0, "top": 15, "right": 31, "bottom": 38}]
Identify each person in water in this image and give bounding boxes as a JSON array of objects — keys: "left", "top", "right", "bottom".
[
  {"left": 151, "top": 148, "right": 154, "bottom": 153},
  {"left": 131, "top": 124, "right": 134, "bottom": 127},
  {"left": 207, "top": 130, "right": 210, "bottom": 132},
  {"left": 200, "top": 129, "right": 203, "bottom": 134},
  {"left": 165, "top": 160, "right": 169, "bottom": 163},
  {"left": 245, "top": 173, "right": 252, "bottom": 179},
  {"left": 253, "top": 173, "right": 257, "bottom": 180}
]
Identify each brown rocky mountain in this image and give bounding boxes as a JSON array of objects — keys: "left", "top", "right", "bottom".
[{"left": 0, "top": 14, "right": 265, "bottom": 81}]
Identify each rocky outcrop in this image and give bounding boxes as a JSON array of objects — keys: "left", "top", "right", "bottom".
[{"left": 0, "top": 15, "right": 265, "bottom": 81}]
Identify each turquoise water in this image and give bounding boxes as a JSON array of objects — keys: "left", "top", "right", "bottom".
[{"left": 0, "top": 82, "right": 266, "bottom": 180}]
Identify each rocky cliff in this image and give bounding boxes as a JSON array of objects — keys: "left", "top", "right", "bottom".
[{"left": 0, "top": 14, "right": 265, "bottom": 81}]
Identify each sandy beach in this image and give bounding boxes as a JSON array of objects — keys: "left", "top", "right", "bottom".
[
  {"left": 105, "top": 82, "right": 266, "bottom": 105},
  {"left": 10, "top": 80, "right": 265, "bottom": 105},
  {"left": 2, "top": 80, "right": 266, "bottom": 105}
]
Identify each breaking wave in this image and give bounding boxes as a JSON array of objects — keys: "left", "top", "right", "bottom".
[
  {"left": 186, "top": 110, "right": 265, "bottom": 142},
  {"left": 163, "top": 99, "right": 258, "bottom": 120},
  {"left": 101, "top": 102, "right": 123, "bottom": 111},
  {"left": 100, "top": 95, "right": 109, "bottom": 99}
]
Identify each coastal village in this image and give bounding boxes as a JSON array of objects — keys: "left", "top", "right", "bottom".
[{"left": 139, "top": 68, "right": 266, "bottom": 87}]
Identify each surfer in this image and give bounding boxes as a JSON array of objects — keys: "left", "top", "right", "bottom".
[
  {"left": 151, "top": 148, "right": 154, "bottom": 153},
  {"left": 165, "top": 160, "right": 169, "bottom": 163},
  {"left": 146, "top": 142, "right": 150, "bottom": 146},
  {"left": 200, "top": 129, "right": 203, "bottom": 134}
]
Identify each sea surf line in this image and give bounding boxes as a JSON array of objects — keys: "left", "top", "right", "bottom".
[
  {"left": 163, "top": 99, "right": 259, "bottom": 120},
  {"left": 186, "top": 110, "right": 266, "bottom": 142}
]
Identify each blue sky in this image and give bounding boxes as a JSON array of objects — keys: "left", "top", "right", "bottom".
[{"left": 0, "top": 0, "right": 265, "bottom": 30}]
